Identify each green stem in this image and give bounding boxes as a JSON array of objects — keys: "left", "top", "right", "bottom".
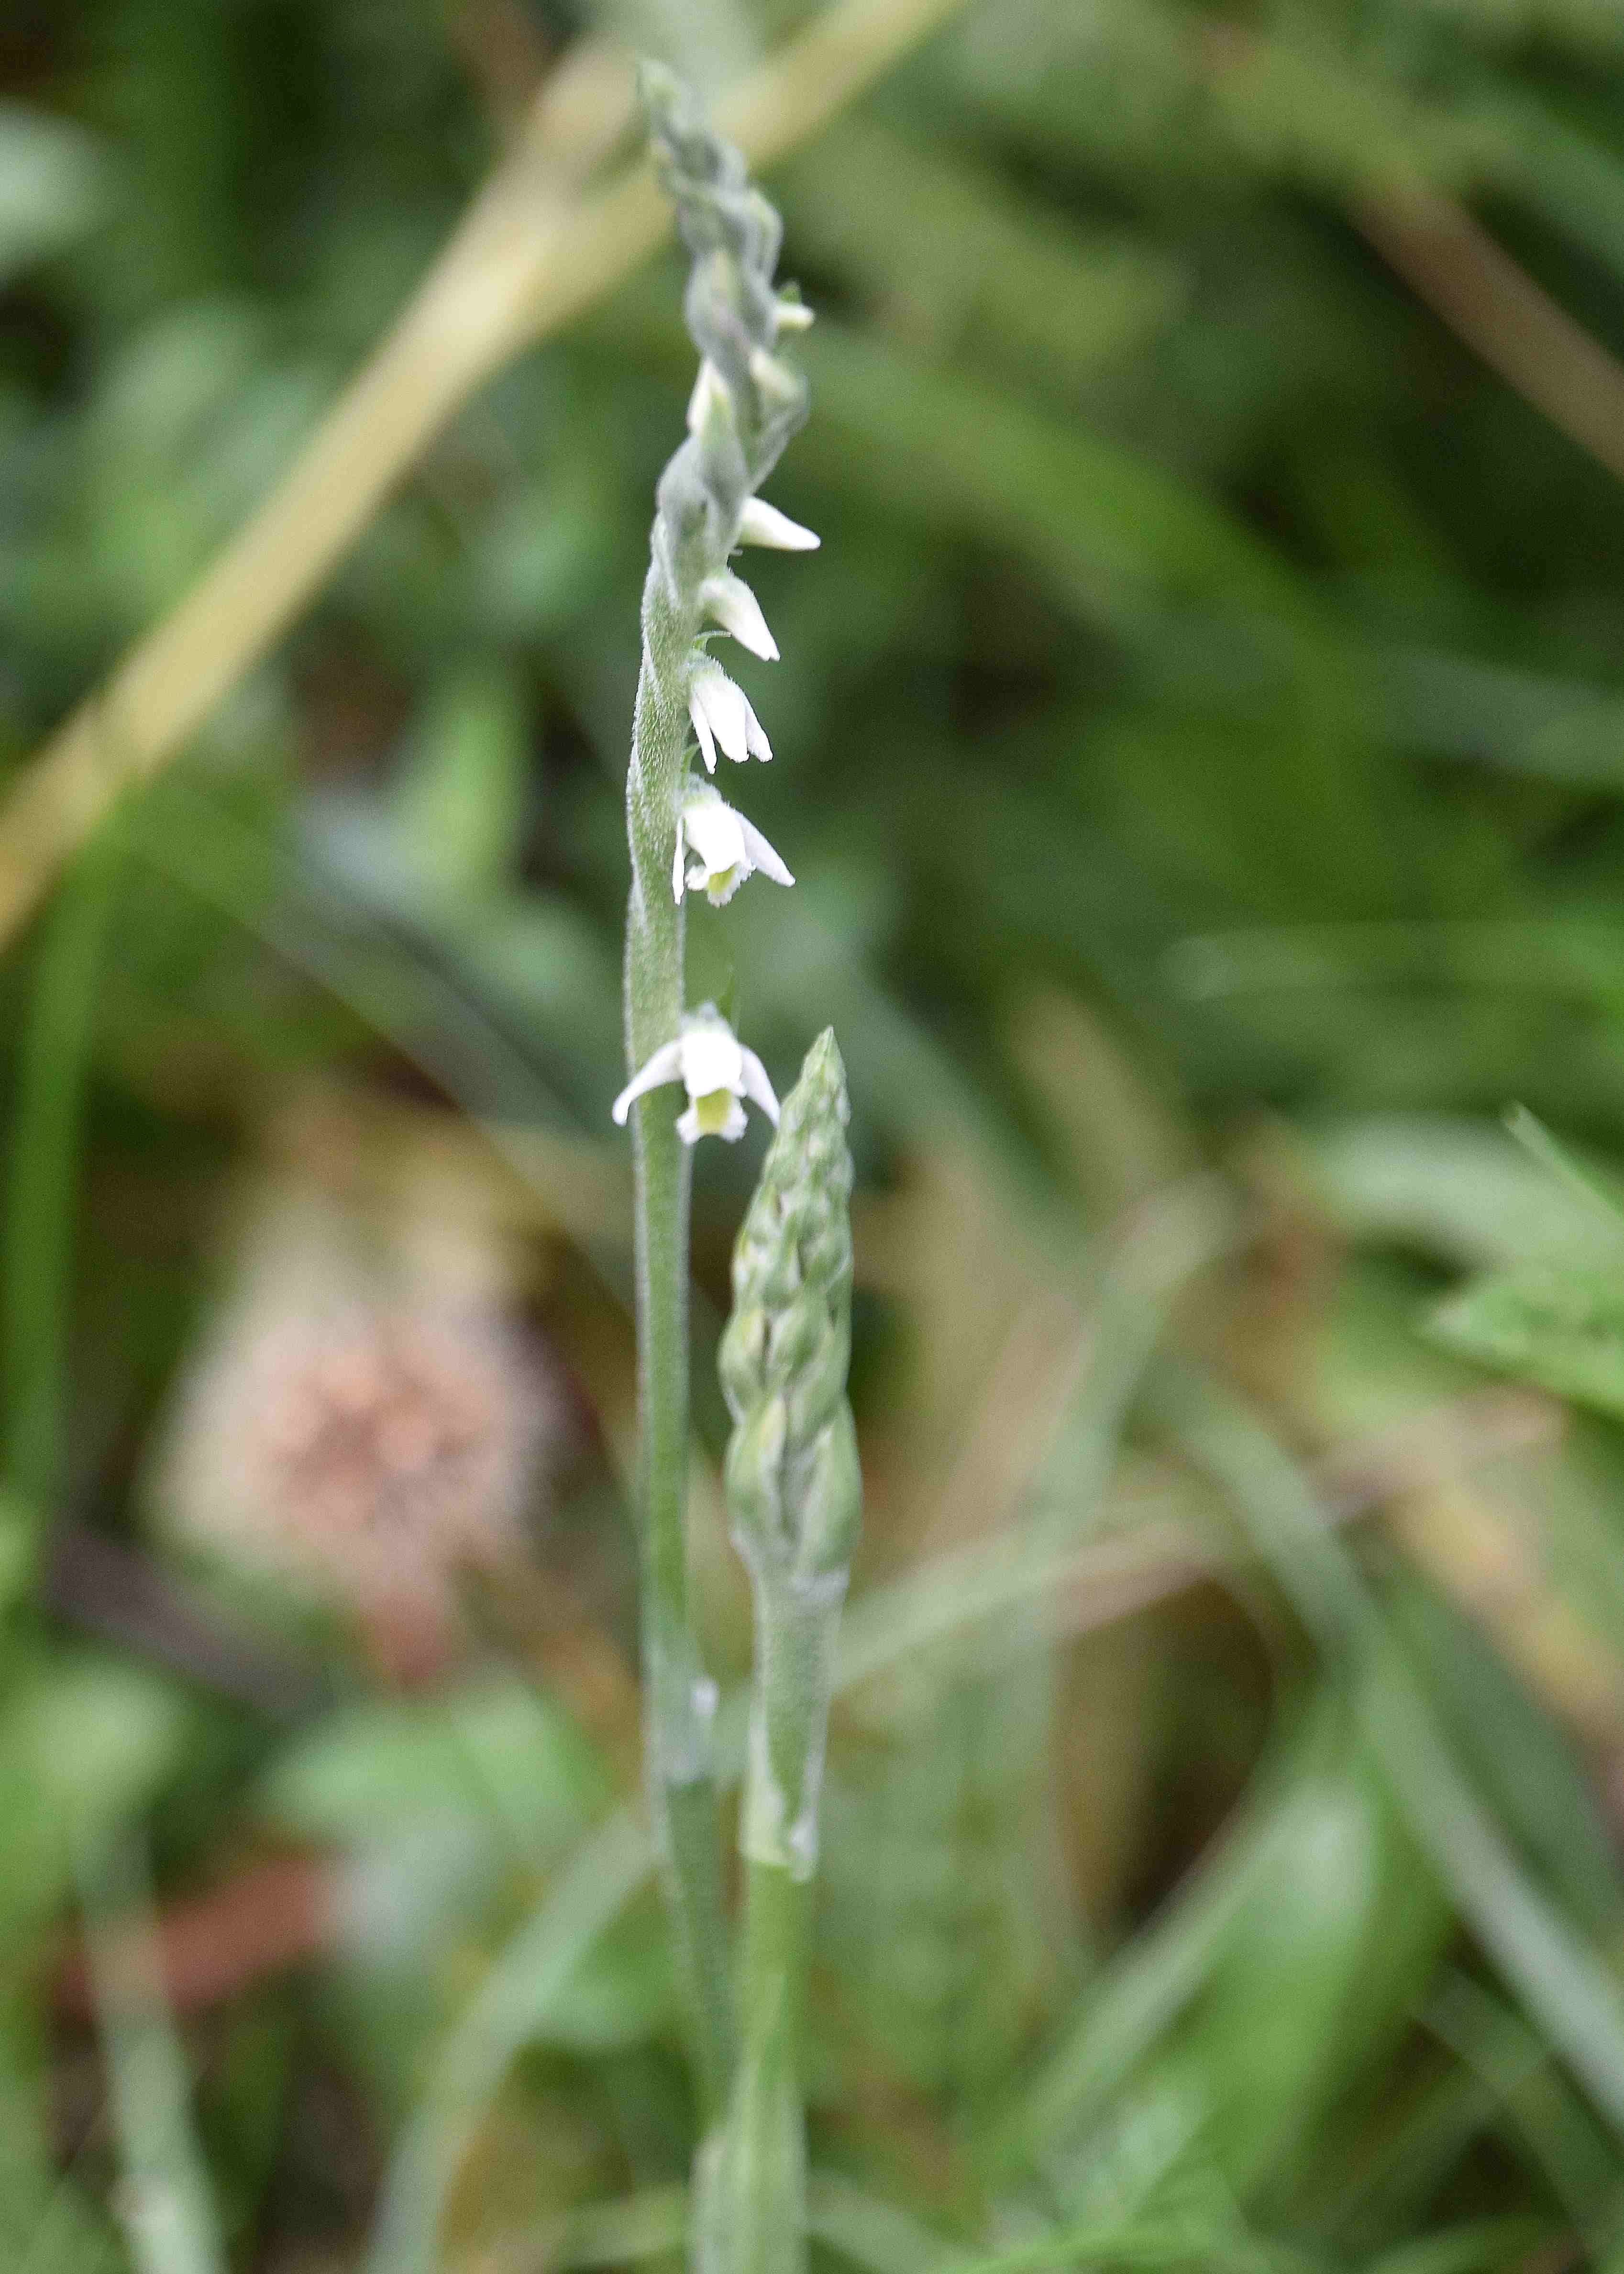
[
  {"left": 728, "top": 1857, "right": 810, "bottom": 2273},
  {"left": 0, "top": 832, "right": 123, "bottom": 2266},
  {"left": 4, "top": 828, "right": 121, "bottom": 1523},
  {"left": 625, "top": 595, "right": 733, "bottom": 2118},
  {"left": 696, "top": 1576, "right": 845, "bottom": 2274},
  {"left": 705, "top": 1568, "right": 844, "bottom": 2273},
  {"left": 739, "top": 1863, "right": 806, "bottom": 2097}
]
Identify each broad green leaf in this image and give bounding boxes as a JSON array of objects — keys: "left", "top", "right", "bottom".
[
  {"left": 531, "top": 1897, "right": 674, "bottom": 2053},
  {"left": 0, "top": 1656, "right": 187, "bottom": 1935},
  {"left": 386, "top": 666, "right": 528, "bottom": 908},
  {"left": 1428, "top": 1266, "right": 1624, "bottom": 1419},
  {"left": 1387, "top": 1577, "right": 1624, "bottom": 1941},
  {"left": 258, "top": 1677, "right": 609, "bottom": 1860}
]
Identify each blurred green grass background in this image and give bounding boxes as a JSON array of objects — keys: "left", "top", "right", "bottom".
[{"left": 8, "top": 0, "right": 1624, "bottom": 2267}]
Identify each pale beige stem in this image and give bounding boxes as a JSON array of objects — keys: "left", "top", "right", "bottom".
[
  {"left": 0, "top": 0, "right": 968, "bottom": 949},
  {"left": 1197, "top": 24, "right": 1624, "bottom": 500},
  {"left": 1352, "top": 176, "right": 1624, "bottom": 490}
]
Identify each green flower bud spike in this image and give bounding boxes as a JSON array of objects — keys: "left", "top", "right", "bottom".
[
  {"left": 721, "top": 1030, "right": 861, "bottom": 1870},
  {"left": 697, "top": 1032, "right": 862, "bottom": 2274}
]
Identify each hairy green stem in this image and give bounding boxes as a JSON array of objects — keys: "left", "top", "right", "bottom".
[
  {"left": 626, "top": 594, "right": 732, "bottom": 2114},
  {"left": 715, "top": 1856, "right": 810, "bottom": 2274},
  {"left": 700, "top": 1574, "right": 840, "bottom": 2274}
]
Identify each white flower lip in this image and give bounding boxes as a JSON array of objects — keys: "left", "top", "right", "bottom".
[
  {"left": 679, "top": 1094, "right": 748, "bottom": 1144},
  {"left": 688, "top": 661, "right": 772, "bottom": 773},
  {"left": 611, "top": 1009, "right": 780, "bottom": 1144},
  {"left": 737, "top": 497, "right": 820, "bottom": 553},
  {"left": 673, "top": 786, "right": 794, "bottom": 907},
  {"left": 699, "top": 570, "right": 778, "bottom": 662}
]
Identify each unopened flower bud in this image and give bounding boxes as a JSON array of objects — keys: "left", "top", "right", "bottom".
[{"left": 719, "top": 1031, "right": 859, "bottom": 1584}]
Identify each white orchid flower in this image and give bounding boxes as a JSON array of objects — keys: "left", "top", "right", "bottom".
[
  {"left": 612, "top": 1006, "right": 779, "bottom": 1146},
  {"left": 688, "top": 658, "right": 772, "bottom": 772},
  {"left": 672, "top": 783, "right": 793, "bottom": 907},
  {"left": 699, "top": 569, "right": 778, "bottom": 661},
  {"left": 737, "top": 496, "right": 820, "bottom": 552}
]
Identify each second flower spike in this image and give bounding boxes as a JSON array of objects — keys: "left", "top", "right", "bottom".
[{"left": 673, "top": 784, "right": 794, "bottom": 907}]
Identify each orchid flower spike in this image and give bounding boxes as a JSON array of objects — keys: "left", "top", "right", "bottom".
[
  {"left": 613, "top": 1005, "right": 780, "bottom": 1146},
  {"left": 688, "top": 657, "right": 772, "bottom": 771},
  {"left": 673, "top": 782, "right": 793, "bottom": 907}
]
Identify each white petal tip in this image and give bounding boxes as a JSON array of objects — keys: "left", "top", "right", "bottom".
[
  {"left": 740, "top": 819, "right": 794, "bottom": 889},
  {"left": 612, "top": 1040, "right": 685, "bottom": 1130},
  {"left": 739, "top": 1047, "right": 781, "bottom": 1126},
  {"left": 738, "top": 497, "right": 821, "bottom": 553}
]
